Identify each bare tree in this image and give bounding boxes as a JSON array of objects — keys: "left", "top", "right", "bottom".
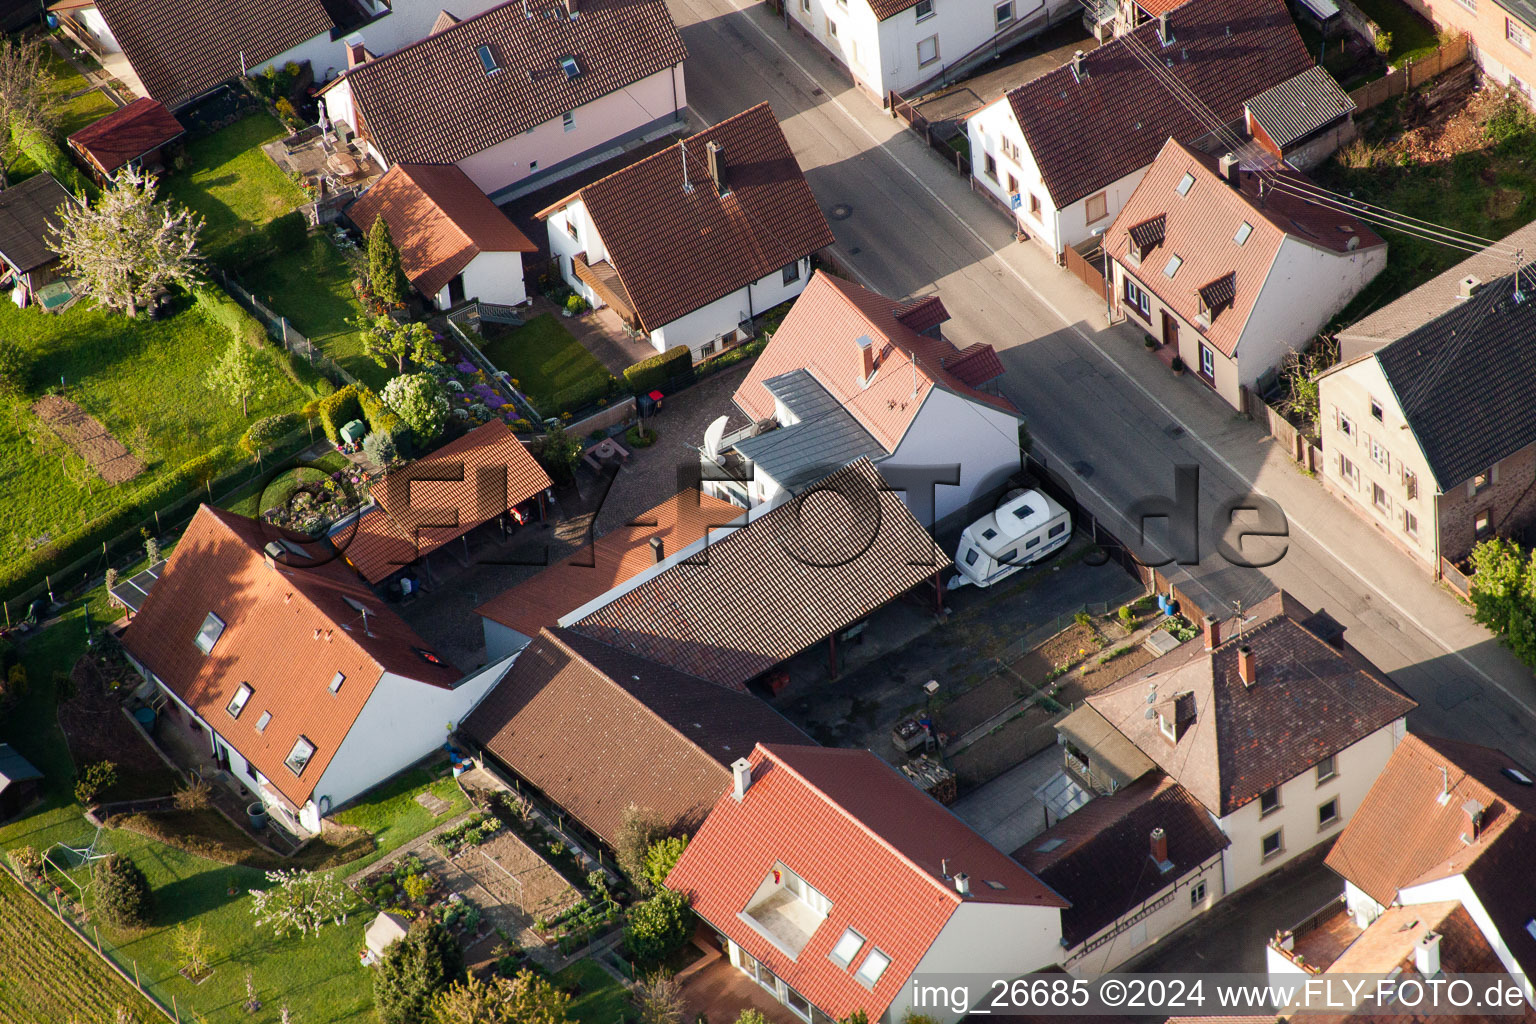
[
  {"left": 0, "top": 37, "right": 56, "bottom": 188},
  {"left": 50, "top": 166, "right": 203, "bottom": 317}
]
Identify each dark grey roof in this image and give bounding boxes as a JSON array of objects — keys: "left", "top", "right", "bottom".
[
  {"left": 1502, "top": 0, "right": 1536, "bottom": 35},
  {"left": 109, "top": 559, "right": 168, "bottom": 614},
  {"left": 731, "top": 370, "right": 885, "bottom": 491},
  {"left": 0, "top": 743, "right": 42, "bottom": 789},
  {"left": 0, "top": 174, "right": 71, "bottom": 274},
  {"left": 1244, "top": 65, "right": 1355, "bottom": 149},
  {"left": 1377, "top": 272, "right": 1536, "bottom": 490}
]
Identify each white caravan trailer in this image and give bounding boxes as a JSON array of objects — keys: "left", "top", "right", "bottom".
[{"left": 948, "top": 489, "right": 1071, "bottom": 590}]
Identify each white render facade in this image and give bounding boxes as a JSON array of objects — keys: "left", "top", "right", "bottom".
[
  {"left": 429, "top": 250, "right": 528, "bottom": 309},
  {"left": 967, "top": 98, "right": 1147, "bottom": 257}
]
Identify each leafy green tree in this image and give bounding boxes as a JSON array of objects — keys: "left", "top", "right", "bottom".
[
  {"left": 616, "top": 804, "right": 665, "bottom": 894},
  {"left": 205, "top": 336, "right": 277, "bottom": 417},
  {"left": 530, "top": 424, "right": 583, "bottom": 487},
  {"left": 383, "top": 373, "right": 450, "bottom": 441},
  {"left": 240, "top": 412, "right": 299, "bottom": 456},
  {"left": 0, "top": 339, "right": 29, "bottom": 396},
  {"left": 1469, "top": 538, "right": 1536, "bottom": 669},
  {"left": 74, "top": 759, "right": 117, "bottom": 804},
  {"left": 248, "top": 868, "right": 353, "bottom": 939},
  {"left": 376, "top": 921, "right": 465, "bottom": 1024},
  {"left": 351, "top": 314, "right": 445, "bottom": 375},
  {"left": 367, "top": 218, "right": 409, "bottom": 308},
  {"left": 93, "top": 853, "right": 152, "bottom": 928},
  {"left": 0, "top": 38, "right": 56, "bottom": 189},
  {"left": 644, "top": 835, "right": 688, "bottom": 893},
  {"left": 623, "top": 888, "right": 694, "bottom": 973},
  {"left": 431, "top": 970, "right": 572, "bottom": 1024},
  {"left": 733, "top": 1012, "right": 770, "bottom": 1024}
]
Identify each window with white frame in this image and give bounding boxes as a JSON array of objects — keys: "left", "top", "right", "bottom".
[
  {"left": 562, "top": 111, "right": 575, "bottom": 132},
  {"left": 829, "top": 928, "right": 865, "bottom": 967},
  {"left": 1369, "top": 397, "right": 1384, "bottom": 421},
  {"left": 1510, "top": 17, "right": 1532, "bottom": 52},
  {"left": 227, "top": 682, "right": 252, "bottom": 719},
  {"left": 285, "top": 736, "right": 316, "bottom": 776},
  {"left": 915, "top": 0, "right": 934, "bottom": 19},
  {"left": 917, "top": 34, "right": 939, "bottom": 66},
  {"left": 1336, "top": 409, "right": 1357, "bottom": 441},
  {"left": 1316, "top": 754, "right": 1336, "bottom": 783},
  {"left": 855, "top": 948, "right": 891, "bottom": 988},
  {"left": 994, "top": 0, "right": 1012, "bottom": 27},
  {"left": 1404, "top": 508, "right": 1419, "bottom": 537},
  {"left": 1340, "top": 453, "right": 1360, "bottom": 488},
  {"left": 1370, "top": 438, "right": 1389, "bottom": 470},
  {"left": 1123, "top": 276, "right": 1150, "bottom": 318},
  {"left": 1190, "top": 880, "right": 1207, "bottom": 906},
  {"left": 1372, "top": 482, "right": 1391, "bottom": 513},
  {"left": 827, "top": 16, "right": 838, "bottom": 35},
  {"left": 1455, "top": 0, "right": 1475, "bottom": 11},
  {"left": 984, "top": 152, "right": 998, "bottom": 180}
]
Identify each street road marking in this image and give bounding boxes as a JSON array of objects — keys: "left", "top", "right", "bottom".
[{"left": 696, "top": 0, "right": 1536, "bottom": 717}]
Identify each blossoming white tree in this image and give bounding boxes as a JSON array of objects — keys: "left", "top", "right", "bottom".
[
  {"left": 248, "top": 868, "right": 352, "bottom": 938},
  {"left": 50, "top": 166, "right": 203, "bottom": 317}
]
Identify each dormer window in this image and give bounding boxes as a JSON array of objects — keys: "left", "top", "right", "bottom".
[
  {"left": 477, "top": 44, "right": 499, "bottom": 74},
  {"left": 740, "top": 863, "right": 830, "bottom": 958},
  {"left": 1127, "top": 215, "right": 1165, "bottom": 264},
  {"left": 1197, "top": 273, "right": 1236, "bottom": 326},
  {"left": 1158, "top": 712, "right": 1175, "bottom": 741},
  {"left": 227, "top": 683, "right": 252, "bottom": 719},
  {"left": 195, "top": 612, "right": 225, "bottom": 655}
]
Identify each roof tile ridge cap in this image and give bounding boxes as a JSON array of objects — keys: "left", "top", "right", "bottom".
[
  {"left": 760, "top": 744, "right": 964, "bottom": 905},
  {"left": 344, "top": 0, "right": 532, "bottom": 73}
]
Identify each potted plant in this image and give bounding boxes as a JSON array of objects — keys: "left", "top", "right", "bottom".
[
  {"left": 1170, "top": 355, "right": 1185, "bottom": 376},
  {"left": 1143, "top": 334, "right": 1157, "bottom": 350}
]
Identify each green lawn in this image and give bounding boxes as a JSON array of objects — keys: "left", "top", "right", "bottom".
[
  {"left": 163, "top": 113, "right": 305, "bottom": 257},
  {"left": 332, "top": 765, "right": 468, "bottom": 874},
  {"left": 1351, "top": 0, "right": 1440, "bottom": 65},
  {"left": 0, "top": 296, "right": 305, "bottom": 568},
  {"left": 556, "top": 959, "right": 630, "bottom": 1024},
  {"left": 221, "top": 451, "right": 350, "bottom": 517},
  {"left": 241, "top": 234, "right": 387, "bottom": 390},
  {"left": 477, "top": 314, "right": 609, "bottom": 413}
]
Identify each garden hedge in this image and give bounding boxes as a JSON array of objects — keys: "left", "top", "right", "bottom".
[
  {"left": 319, "top": 384, "right": 365, "bottom": 443},
  {"left": 543, "top": 373, "right": 618, "bottom": 417},
  {"left": 240, "top": 413, "right": 301, "bottom": 455},
  {"left": 622, "top": 345, "right": 693, "bottom": 396},
  {"left": 13, "top": 124, "right": 93, "bottom": 198},
  {"left": 193, "top": 285, "right": 334, "bottom": 399}
]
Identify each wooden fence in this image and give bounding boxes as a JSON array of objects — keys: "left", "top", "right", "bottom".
[
  {"left": 1065, "top": 239, "right": 1108, "bottom": 301},
  {"left": 1347, "top": 34, "right": 1471, "bottom": 112},
  {"left": 1440, "top": 557, "right": 1474, "bottom": 598},
  {"left": 889, "top": 91, "right": 971, "bottom": 176},
  {"left": 1241, "top": 386, "right": 1323, "bottom": 474}
]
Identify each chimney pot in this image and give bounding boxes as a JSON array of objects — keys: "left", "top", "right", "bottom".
[
  {"left": 1414, "top": 931, "right": 1442, "bottom": 976},
  {"left": 649, "top": 536, "right": 665, "bottom": 563},
  {"left": 706, "top": 141, "right": 727, "bottom": 197},
  {"left": 1457, "top": 275, "right": 1481, "bottom": 300},
  {"left": 731, "top": 757, "right": 752, "bottom": 801},
  {"left": 1238, "top": 644, "right": 1256, "bottom": 686},
  {"left": 1071, "top": 49, "right": 1085, "bottom": 81},
  {"left": 954, "top": 872, "right": 971, "bottom": 897},
  {"left": 1203, "top": 617, "right": 1221, "bottom": 650},
  {"left": 344, "top": 34, "right": 368, "bottom": 68},
  {"left": 1150, "top": 826, "right": 1168, "bottom": 865}
]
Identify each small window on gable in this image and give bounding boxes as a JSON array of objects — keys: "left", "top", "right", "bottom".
[
  {"left": 1233, "top": 221, "right": 1253, "bottom": 246},
  {"left": 195, "top": 612, "right": 225, "bottom": 655},
  {"left": 855, "top": 948, "right": 891, "bottom": 987},
  {"left": 1164, "top": 254, "right": 1183, "bottom": 279},
  {"left": 255, "top": 710, "right": 272, "bottom": 733},
  {"left": 227, "top": 683, "right": 252, "bottom": 719},
  {"left": 477, "top": 44, "right": 499, "bottom": 74},
  {"left": 1370, "top": 398, "right": 1384, "bottom": 422},
  {"left": 830, "top": 928, "right": 865, "bottom": 967},
  {"left": 1175, "top": 172, "right": 1195, "bottom": 196},
  {"left": 286, "top": 736, "right": 316, "bottom": 776},
  {"left": 329, "top": 672, "right": 345, "bottom": 694},
  {"left": 562, "top": 111, "right": 575, "bottom": 132}
]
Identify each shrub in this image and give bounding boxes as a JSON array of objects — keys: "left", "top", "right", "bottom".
[
  {"left": 623, "top": 889, "right": 693, "bottom": 972},
  {"left": 530, "top": 425, "right": 581, "bottom": 485},
  {"left": 382, "top": 374, "right": 449, "bottom": 441},
  {"left": 624, "top": 425, "right": 657, "bottom": 448},
  {"left": 13, "top": 123, "right": 92, "bottom": 198},
  {"left": 616, "top": 804, "right": 665, "bottom": 893},
  {"left": 402, "top": 873, "right": 431, "bottom": 905},
  {"left": 733, "top": 1011, "right": 770, "bottom": 1024},
  {"left": 375, "top": 921, "right": 465, "bottom": 1024},
  {"left": 367, "top": 218, "right": 409, "bottom": 309},
  {"left": 543, "top": 374, "right": 618, "bottom": 417},
  {"left": 265, "top": 211, "right": 308, "bottom": 253},
  {"left": 240, "top": 413, "right": 301, "bottom": 455},
  {"left": 74, "top": 759, "right": 117, "bottom": 805},
  {"left": 508, "top": 418, "right": 533, "bottom": 434},
  {"left": 2, "top": 664, "right": 27, "bottom": 707},
  {"left": 1374, "top": 29, "right": 1392, "bottom": 56},
  {"left": 623, "top": 346, "right": 693, "bottom": 396},
  {"left": 319, "top": 384, "right": 365, "bottom": 443},
  {"left": 94, "top": 853, "right": 153, "bottom": 928},
  {"left": 565, "top": 293, "right": 589, "bottom": 315},
  {"left": 643, "top": 835, "right": 688, "bottom": 892},
  {"left": 0, "top": 339, "right": 30, "bottom": 396},
  {"left": 6, "top": 845, "right": 41, "bottom": 878},
  {"left": 363, "top": 429, "right": 399, "bottom": 466}
]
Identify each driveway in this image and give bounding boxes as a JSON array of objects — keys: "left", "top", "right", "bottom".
[{"left": 949, "top": 745, "right": 1067, "bottom": 852}]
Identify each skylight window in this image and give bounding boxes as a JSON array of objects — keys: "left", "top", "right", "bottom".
[
  {"left": 984, "top": 880, "right": 1007, "bottom": 890},
  {"left": 227, "top": 683, "right": 252, "bottom": 719},
  {"left": 1164, "top": 254, "right": 1183, "bottom": 279},
  {"left": 1175, "top": 172, "right": 1195, "bottom": 196},
  {"left": 1035, "top": 837, "right": 1065, "bottom": 853},
  {"left": 195, "top": 612, "right": 226, "bottom": 655},
  {"left": 560, "top": 55, "right": 581, "bottom": 80},
  {"left": 330, "top": 671, "right": 346, "bottom": 694},
  {"left": 830, "top": 928, "right": 865, "bottom": 968},
  {"left": 255, "top": 711, "right": 272, "bottom": 733},
  {"left": 855, "top": 948, "right": 891, "bottom": 988},
  {"left": 1234, "top": 221, "right": 1253, "bottom": 246},
  {"left": 285, "top": 736, "right": 316, "bottom": 776},
  {"left": 1011, "top": 504, "right": 1035, "bottom": 519},
  {"left": 477, "top": 44, "right": 499, "bottom": 74}
]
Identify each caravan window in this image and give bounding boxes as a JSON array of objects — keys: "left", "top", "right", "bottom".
[
  {"left": 1012, "top": 504, "right": 1035, "bottom": 519},
  {"left": 1048, "top": 522, "right": 1066, "bottom": 538},
  {"left": 999, "top": 548, "right": 1017, "bottom": 565},
  {"left": 964, "top": 548, "right": 979, "bottom": 566},
  {"left": 981, "top": 528, "right": 998, "bottom": 540},
  {"left": 1026, "top": 537, "right": 1040, "bottom": 549}
]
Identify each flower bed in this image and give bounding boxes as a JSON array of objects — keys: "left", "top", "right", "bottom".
[
  {"left": 259, "top": 469, "right": 367, "bottom": 537},
  {"left": 428, "top": 359, "right": 524, "bottom": 430},
  {"left": 533, "top": 893, "right": 623, "bottom": 954},
  {"left": 429, "top": 811, "right": 502, "bottom": 854},
  {"left": 353, "top": 852, "right": 489, "bottom": 944}
]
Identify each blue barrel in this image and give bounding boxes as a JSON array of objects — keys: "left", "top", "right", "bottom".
[{"left": 133, "top": 707, "right": 156, "bottom": 731}]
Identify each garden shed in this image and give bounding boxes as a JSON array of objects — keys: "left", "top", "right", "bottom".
[
  {"left": 0, "top": 173, "right": 79, "bottom": 311},
  {"left": 0, "top": 743, "right": 43, "bottom": 821},
  {"left": 364, "top": 911, "right": 410, "bottom": 957}
]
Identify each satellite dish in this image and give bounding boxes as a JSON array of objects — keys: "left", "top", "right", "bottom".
[
  {"left": 1346, "top": 236, "right": 1360, "bottom": 251},
  {"left": 703, "top": 415, "right": 729, "bottom": 460}
]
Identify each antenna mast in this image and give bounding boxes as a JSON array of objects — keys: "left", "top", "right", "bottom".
[{"left": 680, "top": 140, "right": 693, "bottom": 194}]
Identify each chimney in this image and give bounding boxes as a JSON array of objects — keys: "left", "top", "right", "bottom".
[
  {"left": 1238, "top": 644, "right": 1256, "bottom": 686},
  {"left": 1457, "top": 275, "right": 1481, "bottom": 301},
  {"left": 856, "top": 334, "right": 875, "bottom": 383},
  {"left": 706, "top": 141, "right": 727, "bottom": 197},
  {"left": 1203, "top": 617, "right": 1221, "bottom": 650},
  {"left": 564, "top": 0, "right": 578, "bottom": 15},
  {"left": 262, "top": 541, "right": 284, "bottom": 569},
  {"left": 1414, "top": 931, "right": 1442, "bottom": 976},
  {"left": 1218, "top": 153, "right": 1240, "bottom": 187},
  {"left": 344, "top": 34, "right": 369, "bottom": 68},
  {"left": 1070, "top": 49, "right": 1085, "bottom": 82},
  {"left": 731, "top": 757, "right": 753, "bottom": 801},
  {"left": 954, "top": 872, "right": 971, "bottom": 897},
  {"left": 1150, "top": 826, "right": 1169, "bottom": 865},
  {"left": 649, "top": 536, "right": 665, "bottom": 563},
  {"left": 1157, "top": 11, "right": 1173, "bottom": 44},
  {"left": 1462, "top": 797, "right": 1485, "bottom": 841}
]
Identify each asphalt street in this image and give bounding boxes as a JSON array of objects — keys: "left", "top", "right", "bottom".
[{"left": 667, "top": 0, "right": 1536, "bottom": 766}]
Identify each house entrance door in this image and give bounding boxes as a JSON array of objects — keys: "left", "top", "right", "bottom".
[
  {"left": 448, "top": 275, "right": 466, "bottom": 306},
  {"left": 1161, "top": 309, "right": 1180, "bottom": 351}
]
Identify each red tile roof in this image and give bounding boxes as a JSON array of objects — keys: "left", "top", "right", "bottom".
[
  {"left": 567, "top": 459, "right": 949, "bottom": 690},
  {"left": 1107, "top": 139, "right": 1384, "bottom": 357},
  {"left": 539, "top": 103, "right": 834, "bottom": 333},
  {"left": 943, "top": 342, "right": 1006, "bottom": 387},
  {"left": 95, "top": 0, "right": 334, "bottom": 108},
  {"left": 121, "top": 506, "right": 460, "bottom": 806},
  {"left": 667, "top": 744, "right": 1065, "bottom": 1022},
  {"left": 999, "top": 0, "right": 1313, "bottom": 207},
  {"left": 865, "top": 0, "right": 924, "bottom": 20},
  {"left": 339, "top": 0, "right": 686, "bottom": 166},
  {"left": 475, "top": 487, "right": 743, "bottom": 639},
  {"left": 1087, "top": 592, "right": 1415, "bottom": 816},
  {"left": 347, "top": 164, "right": 537, "bottom": 298},
  {"left": 734, "top": 273, "right": 1016, "bottom": 452},
  {"left": 1016, "top": 774, "right": 1228, "bottom": 947},
  {"left": 66, "top": 98, "right": 184, "bottom": 176},
  {"left": 342, "top": 420, "right": 552, "bottom": 583},
  {"left": 461, "top": 628, "right": 811, "bottom": 845}
]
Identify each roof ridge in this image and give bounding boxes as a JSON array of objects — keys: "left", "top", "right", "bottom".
[
  {"left": 759, "top": 743, "right": 963, "bottom": 906},
  {"left": 341, "top": 0, "right": 539, "bottom": 75},
  {"left": 395, "top": 164, "right": 477, "bottom": 252}
]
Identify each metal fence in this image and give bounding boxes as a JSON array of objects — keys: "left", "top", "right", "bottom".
[
  {"left": 444, "top": 307, "right": 546, "bottom": 425},
  {"left": 209, "top": 267, "right": 358, "bottom": 388}
]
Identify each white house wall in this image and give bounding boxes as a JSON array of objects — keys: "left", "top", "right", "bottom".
[
  {"left": 887, "top": 386, "right": 1019, "bottom": 527},
  {"left": 1064, "top": 852, "right": 1225, "bottom": 977},
  {"left": 1215, "top": 720, "right": 1403, "bottom": 894},
  {"left": 786, "top": 0, "right": 886, "bottom": 96},
  {"left": 435, "top": 250, "right": 528, "bottom": 307},
  {"left": 345, "top": 0, "right": 512, "bottom": 69},
  {"left": 311, "top": 659, "right": 512, "bottom": 814},
  {"left": 78, "top": 7, "right": 122, "bottom": 53},
  {"left": 649, "top": 260, "right": 811, "bottom": 359},
  {"left": 481, "top": 618, "right": 535, "bottom": 663},
  {"left": 263, "top": 32, "right": 348, "bottom": 89},
  {"left": 547, "top": 200, "right": 607, "bottom": 309},
  {"left": 1053, "top": 165, "right": 1148, "bottom": 254},
  {"left": 1395, "top": 874, "right": 1536, "bottom": 1007},
  {"left": 1236, "top": 236, "right": 1386, "bottom": 387},
  {"left": 876, "top": 0, "right": 1050, "bottom": 96},
  {"left": 897, "top": 902, "right": 1064, "bottom": 1024}
]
